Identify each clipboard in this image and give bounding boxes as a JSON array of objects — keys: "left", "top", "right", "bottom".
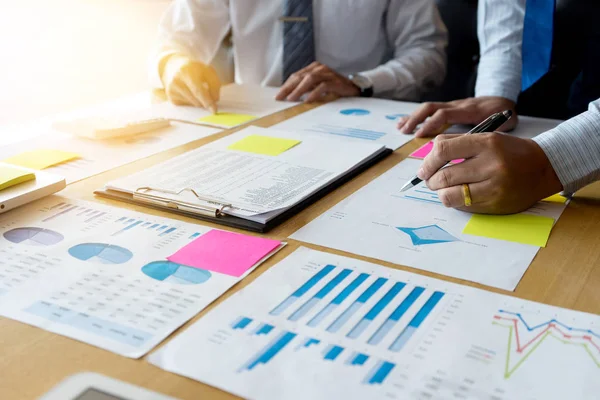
[{"left": 94, "top": 148, "right": 392, "bottom": 233}]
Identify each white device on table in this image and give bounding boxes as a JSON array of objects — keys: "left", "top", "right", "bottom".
[
  {"left": 53, "top": 114, "right": 171, "bottom": 140},
  {"left": 38, "top": 372, "right": 179, "bottom": 400},
  {"left": 0, "top": 163, "right": 65, "bottom": 214}
]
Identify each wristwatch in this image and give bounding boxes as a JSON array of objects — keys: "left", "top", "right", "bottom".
[{"left": 348, "top": 74, "right": 374, "bottom": 97}]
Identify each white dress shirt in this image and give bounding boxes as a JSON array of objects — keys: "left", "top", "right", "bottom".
[
  {"left": 151, "top": 0, "right": 447, "bottom": 101},
  {"left": 474, "top": 0, "right": 526, "bottom": 102},
  {"left": 475, "top": 1, "right": 600, "bottom": 193},
  {"left": 533, "top": 98, "right": 600, "bottom": 194}
]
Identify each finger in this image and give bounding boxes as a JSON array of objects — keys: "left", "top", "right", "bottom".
[
  {"left": 304, "top": 81, "right": 330, "bottom": 103},
  {"left": 397, "top": 116, "right": 408, "bottom": 129},
  {"left": 287, "top": 72, "right": 330, "bottom": 101},
  {"left": 276, "top": 73, "right": 303, "bottom": 100},
  {"left": 415, "top": 108, "right": 472, "bottom": 137},
  {"left": 400, "top": 102, "right": 447, "bottom": 134},
  {"left": 436, "top": 180, "right": 490, "bottom": 209},
  {"left": 181, "top": 74, "right": 217, "bottom": 112},
  {"left": 175, "top": 82, "right": 204, "bottom": 108},
  {"left": 418, "top": 134, "right": 487, "bottom": 180},
  {"left": 425, "top": 157, "right": 488, "bottom": 191},
  {"left": 275, "top": 62, "right": 321, "bottom": 100},
  {"left": 203, "top": 66, "right": 221, "bottom": 102},
  {"left": 167, "top": 82, "right": 199, "bottom": 107}
]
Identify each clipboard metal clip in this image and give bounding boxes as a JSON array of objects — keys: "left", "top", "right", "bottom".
[{"left": 133, "top": 186, "right": 232, "bottom": 217}]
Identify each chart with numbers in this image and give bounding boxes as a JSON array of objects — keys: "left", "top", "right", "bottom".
[
  {"left": 150, "top": 247, "right": 599, "bottom": 400},
  {"left": 0, "top": 196, "right": 282, "bottom": 357}
]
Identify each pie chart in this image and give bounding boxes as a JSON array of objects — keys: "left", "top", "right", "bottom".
[
  {"left": 68, "top": 243, "right": 133, "bottom": 264},
  {"left": 339, "top": 108, "right": 370, "bottom": 116},
  {"left": 141, "top": 260, "right": 211, "bottom": 284},
  {"left": 385, "top": 113, "right": 408, "bottom": 120},
  {"left": 3, "top": 227, "right": 64, "bottom": 246}
]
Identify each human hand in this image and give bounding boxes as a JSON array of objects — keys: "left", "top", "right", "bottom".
[
  {"left": 160, "top": 54, "right": 221, "bottom": 113},
  {"left": 275, "top": 62, "right": 360, "bottom": 102},
  {"left": 397, "top": 97, "right": 518, "bottom": 138},
  {"left": 417, "top": 133, "right": 563, "bottom": 214}
]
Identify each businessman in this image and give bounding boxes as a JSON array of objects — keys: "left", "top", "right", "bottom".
[
  {"left": 418, "top": 98, "right": 600, "bottom": 214},
  {"left": 151, "top": 0, "right": 447, "bottom": 112},
  {"left": 398, "top": 0, "right": 600, "bottom": 137}
]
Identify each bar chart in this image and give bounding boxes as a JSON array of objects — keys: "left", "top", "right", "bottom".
[
  {"left": 149, "top": 248, "right": 600, "bottom": 400},
  {"left": 112, "top": 216, "right": 179, "bottom": 237},
  {"left": 224, "top": 262, "right": 447, "bottom": 389}
]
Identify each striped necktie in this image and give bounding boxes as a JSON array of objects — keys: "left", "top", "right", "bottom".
[
  {"left": 282, "top": 0, "right": 316, "bottom": 82},
  {"left": 521, "top": 0, "right": 556, "bottom": 91}
]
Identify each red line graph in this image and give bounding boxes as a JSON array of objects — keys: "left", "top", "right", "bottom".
[{"left": 494, "top": 315, "right": 600, "bottom": 354}]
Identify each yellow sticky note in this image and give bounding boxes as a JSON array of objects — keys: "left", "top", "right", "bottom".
[
  {"left": 228, "top": 135, "right": 301, "bottom": 156},
  {"left": 198, "top": 113, "right": 257, "bottom": 127},
  {"left": 542, "top": 193, "right": 567, "bottom": 204},
  {"left": 0, "top": 165, "right": 35, "bottom": 191},
  {"left": 3, "top": 149, "right": 80, "bottom": 170},
  {"left": 463, "top": 214, "right": 555, "bottom": 247}
]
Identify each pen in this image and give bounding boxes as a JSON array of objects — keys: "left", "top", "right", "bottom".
[{"left": 400, "top": 110, "right": 513, "bottom": 192}]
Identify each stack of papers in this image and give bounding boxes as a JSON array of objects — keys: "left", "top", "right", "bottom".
[{"left": 101, "top": 126, "right": 389, "bottom": 227}]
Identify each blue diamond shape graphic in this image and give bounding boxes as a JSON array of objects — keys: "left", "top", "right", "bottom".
[{"left": 397, "top": 225, "right": 458, "bottom": 246}]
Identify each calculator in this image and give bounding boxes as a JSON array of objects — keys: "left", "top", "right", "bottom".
[
  {"left": 39, "top": 372, "right": 179, "bottom": 400},
  {"left": 53, "top": 115, "right": 171, "bottom": 140}
]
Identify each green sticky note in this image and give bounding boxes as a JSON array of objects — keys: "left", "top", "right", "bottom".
[
  {"left": 3, "top": 149, "right": 80, "bottom": 170},
  {"left": 228, "top": 135, "right": 301, "bottom": 156},
  {"left": 198, "top": 112, "right": 257, "bottom": 127},
  {"left": 542, "top": 193, "right": 567, "bottom": 204},
  {"left": 0, "top": 165, "right": 35, "bottom": 191},
  {"left": 463, "top": 213, "right": 555, "bottom": 247}
]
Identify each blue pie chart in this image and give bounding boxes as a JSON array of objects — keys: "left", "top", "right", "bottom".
[
  {"left": 141, "top": 261, "right": 211, "bottom": 285},
  {"left": 385, "top": 113, "right": 408, "bottom": 120},
  {"left": 68, "top": 243, "right": 133, "bottom": 264},
  {"left": 3, "top": 227, "right": 64, "bottom": 246},
  {"left": 340, "top": 108, "right": 370, "bottom": 116}
]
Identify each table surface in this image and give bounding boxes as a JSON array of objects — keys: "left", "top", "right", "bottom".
[{"left": 2, "top": 102, "right": 600, "bottom": 400}]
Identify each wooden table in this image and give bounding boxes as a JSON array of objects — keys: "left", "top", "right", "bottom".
[{"left": 1, "top": 103, "right": 599, "bottom": 400}]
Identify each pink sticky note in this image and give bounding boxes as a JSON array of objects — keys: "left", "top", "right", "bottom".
[
  {"left": 167, "top": 230, "right": 281, "bottom": 277},
  {"left": 409, "top": 141, "right": 463, "bottom": 164}
]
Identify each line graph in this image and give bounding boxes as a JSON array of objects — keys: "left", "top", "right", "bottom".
[{"left": 493, "top": 310, "right": 600, "bottom": 379}]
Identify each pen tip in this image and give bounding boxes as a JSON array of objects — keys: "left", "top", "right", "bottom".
[
  {"left": 399, "top": 183, "right": 412, "bottom": 192},
  {"left": 503, "top": 110, "right": 513, "bottom": 119}
]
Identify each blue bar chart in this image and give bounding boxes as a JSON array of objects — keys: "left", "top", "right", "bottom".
[
  {"left": 288, "top": 269, "right": 353, "bottom": 321},
  {"left": 222, "top": 260, "right": 447, "bottom": 392},
  {"left": 389, "top": 291, "right": 445, "bottom": 352},
  {"left": 110, "top": 217, "right": 179, "bottom": 238},
  {"left": 347, "top": 282, "right": 406, "bottom": 339},
  {"left": 270, "top": 265, "right": 335, "bottom": 316},
  {"left": 307, "top": 273, "right": 369, "bottom": 327},
  {"left": 327, "top": 277, "right": 388, "bottom": 333}
]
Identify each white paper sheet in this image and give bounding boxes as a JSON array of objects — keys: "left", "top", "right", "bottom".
[
  {"left": 149, "top": 247, "right": 600, "bottom": 400},
  {"left": 272, "top": 97, "right": 417, "bottom": 150},
  {"left": 290, "top": 158, "right": 566, "bottom": 291},
  {"left": 0, "top": 196, "right": 282, "bottom": 358},
  {"left": 0, "top": 122, "right": 220, "bottom": 184},
  {"left": 151, "top": 84, "right": 299, "bottom": 128},
  {"left": 273, "top": 97, "right": 563, "bottom": 150},
  {"left": 106, "top": 126, "right": 386, "bottom": 223}
]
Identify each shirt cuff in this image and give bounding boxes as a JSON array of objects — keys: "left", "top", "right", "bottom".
[
  {"left": 359, "top": 67, "right": 399, "bottom": 97},
  {"left": 533, "top": 103, "right": 600, "bottom": 194}
]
